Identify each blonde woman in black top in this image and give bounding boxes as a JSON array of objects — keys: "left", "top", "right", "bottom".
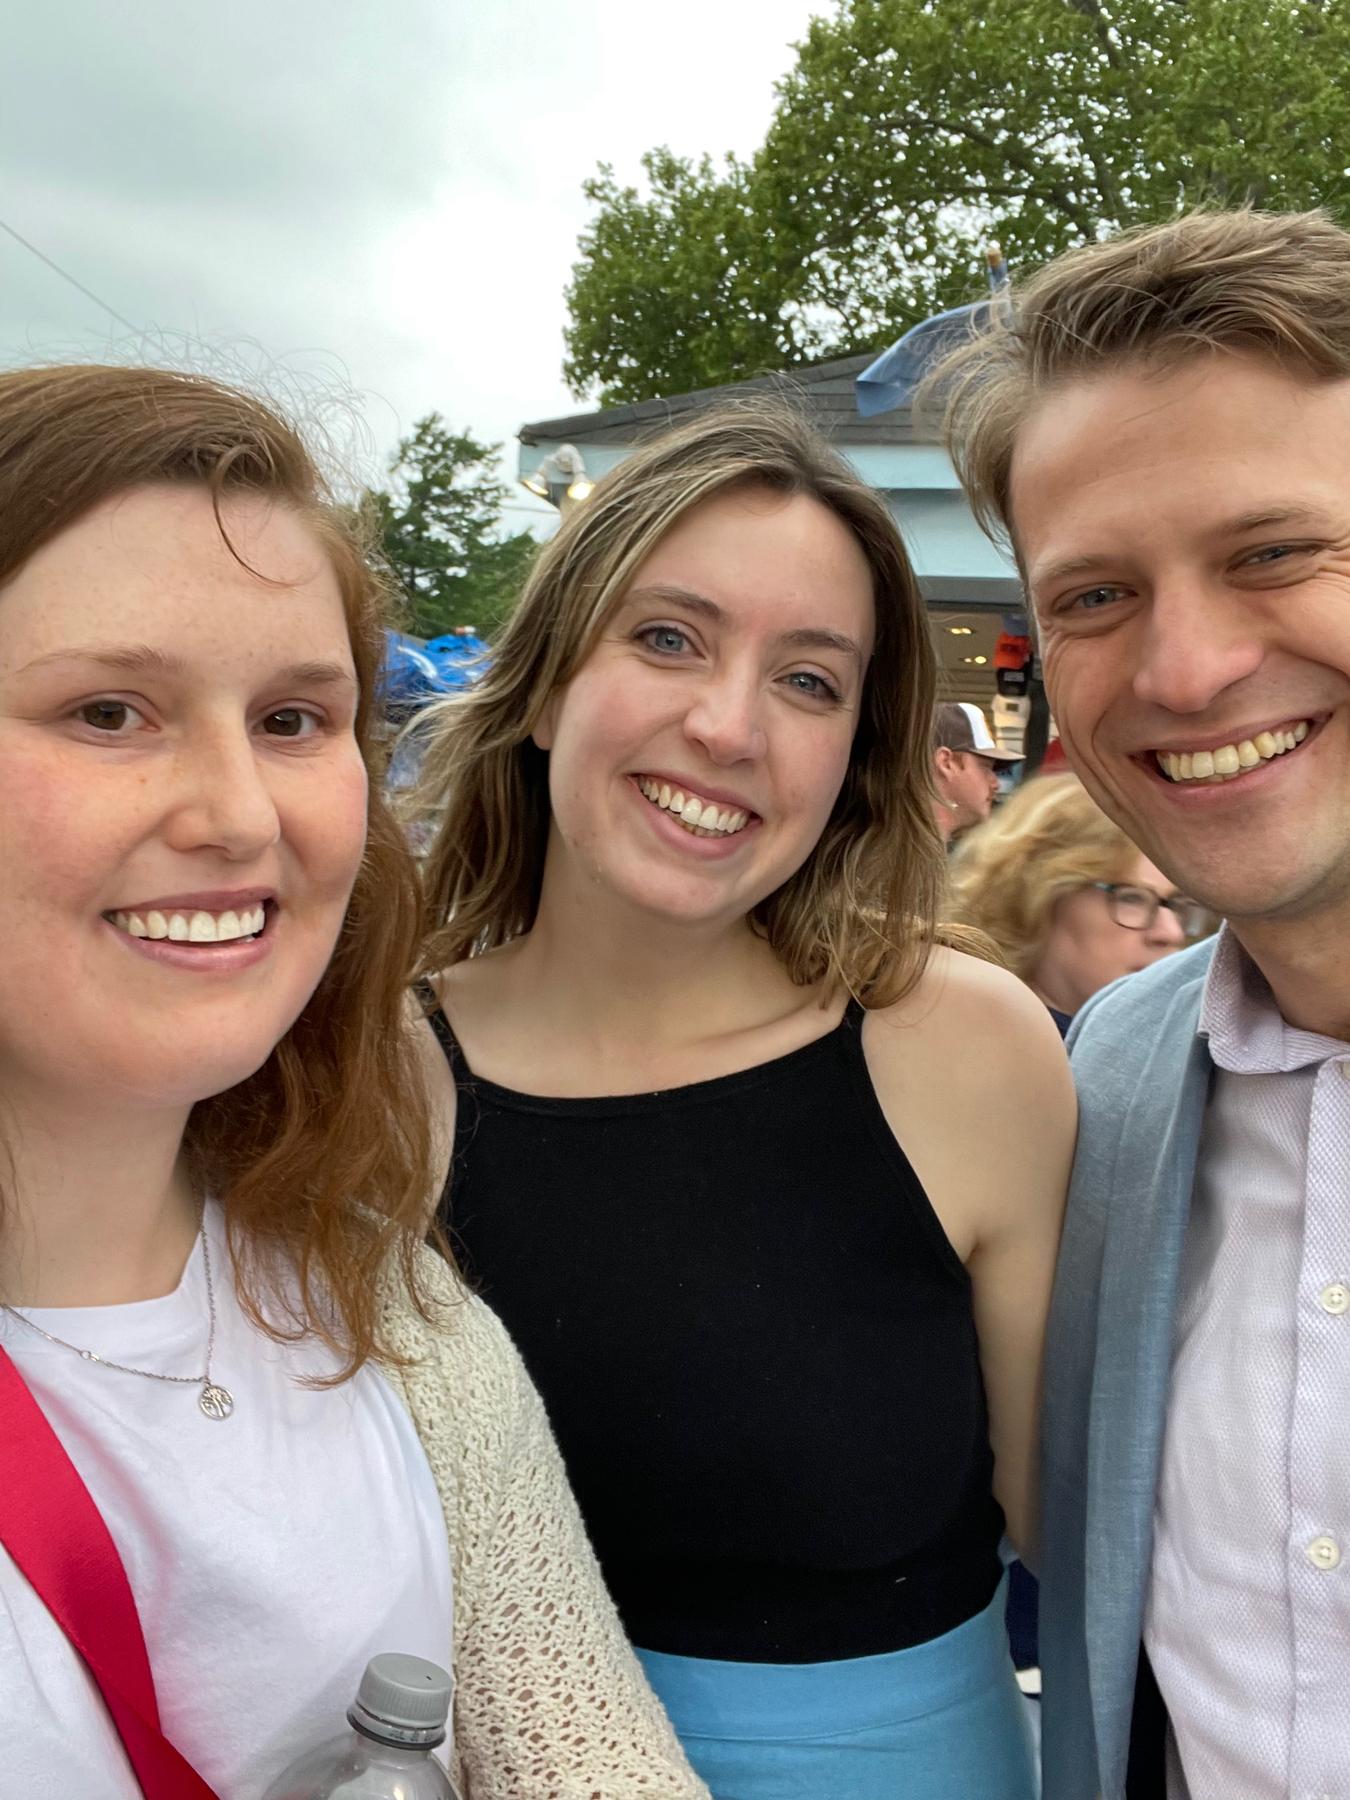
[{"left": 413, "top": 402, "right": 1074, "bottom": 1799}]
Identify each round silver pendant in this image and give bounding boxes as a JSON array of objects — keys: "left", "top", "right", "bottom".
[{"left": 199, "top": 1382, "right": 234, "bottom": 1421}]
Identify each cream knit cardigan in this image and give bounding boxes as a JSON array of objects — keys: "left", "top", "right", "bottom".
[{"left": 378, "top": 1245, "right": 709, "bottom": 1800}]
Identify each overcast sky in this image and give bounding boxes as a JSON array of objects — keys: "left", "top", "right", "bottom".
[{"left": 3, "top": 0, "right": 821, "bottom": 516}]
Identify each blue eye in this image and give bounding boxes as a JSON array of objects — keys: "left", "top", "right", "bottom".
[
  {"left": 639, "top": 626, "right": 691, "bottom": 655},
  {"left": 784, "top": 670, "right": 840, "bottom": 701},
  {"left": 1073, "top": 587, "right": 1123, "bottom": 612},
  {"left": 1246, "top": 543, "right": 1305, "bottom": 565}
]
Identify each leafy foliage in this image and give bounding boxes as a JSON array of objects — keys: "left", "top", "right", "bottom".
[
  {"left": 564, "top": 151, "right": 793, "bottom": 402},
  {"left": 366, "top": 415, "right": 537, "bottom": 638},
  {"left": 565, "top": 0, "right": 1350, "bottom": 405}
]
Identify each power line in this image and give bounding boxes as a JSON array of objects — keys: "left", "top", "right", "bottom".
[{"left": 0, "top": 216, "right": 140, "bottom": 335}]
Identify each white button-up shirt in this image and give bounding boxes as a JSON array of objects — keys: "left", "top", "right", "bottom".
[{"left": 1145, "top": 927, "right": 1350, "bottom": 1800}]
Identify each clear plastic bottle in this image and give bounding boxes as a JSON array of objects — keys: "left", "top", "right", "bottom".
[{"left": 260, "top": 1653, "right": 461, "bottom": 1800}]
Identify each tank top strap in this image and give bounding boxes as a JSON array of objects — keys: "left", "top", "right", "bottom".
[
  {"left": 421, "top": 985, "right": 868, "bottom": 1100},
  {"left": 835, "top": 996, "right": 870, "bottom": 1070},
  {"left": 414, "top": 980, "right": 472, "bottom": 1085}
]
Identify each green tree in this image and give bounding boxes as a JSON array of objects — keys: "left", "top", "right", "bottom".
[
  {"left": 367, "top": 415, "right": 537, "bottom": 638},
  {"left": 566, "top": 0, "right": 1350, "bottom": 406},
  {"left": 564, "top": 150, "right": 794, "bottom": 402}
]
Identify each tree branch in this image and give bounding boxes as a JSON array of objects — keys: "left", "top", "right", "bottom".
[
  {"left": 875, "top": 107, "right": 1099, "bottom": 234},
  {"left": 1065, "top": 0, "right": 1125, "bottom": 71},
  {"left": 1060, "top": 0, "right": 1128, "bottom": 213},
  {"left": 797, "top": 263, "right": 867, "bottom": 341}
]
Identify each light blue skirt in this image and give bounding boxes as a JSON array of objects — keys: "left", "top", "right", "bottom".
[{"left": 635, "top": 1576, "right": 1036, "bottom": 1800}]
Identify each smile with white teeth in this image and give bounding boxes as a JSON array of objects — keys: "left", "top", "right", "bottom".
[
  {"left": 636, "top": 777, "right": 752, "bottom": 838},
  {"left": 1157, "top": 720, "right": 1310, "bottom": 784},
  {"left": 107, "top": 904, "right": 268, "bottom": 943}
]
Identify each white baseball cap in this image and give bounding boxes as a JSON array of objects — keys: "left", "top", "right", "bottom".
[{"left": 934, "top": 701, "right": 1024, "bottom": 765}]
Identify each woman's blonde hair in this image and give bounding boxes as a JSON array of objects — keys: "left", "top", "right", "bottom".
[
  {"left": 929, "top": 208, "right": 1350, "bottom": 551},
  {"left": 947, "top": 773, "right": 1141, "bottom": 985},
  {"left": 0, "top": 364, "right": 447, "bottom": 1380},
  {"left": 413, "top": 399, "right": 945, "bottom": 1006}
]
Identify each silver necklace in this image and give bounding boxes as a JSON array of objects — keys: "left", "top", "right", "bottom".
[{"left": 1, "top": 1216, "right": 235, "bottom": 1421}]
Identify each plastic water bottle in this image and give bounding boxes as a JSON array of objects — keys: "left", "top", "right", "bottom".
[{"left": 260, "top": 1653, "right": 461, "bottom": 1799}]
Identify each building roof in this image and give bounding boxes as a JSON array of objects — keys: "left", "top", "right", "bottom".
[{"left": 519, "top": 351, "right": 924, "bottom": 449}]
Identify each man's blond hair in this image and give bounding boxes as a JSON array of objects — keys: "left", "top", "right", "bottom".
[{"left": 933, "top": 208, "right": 1350, "bottom": 548}]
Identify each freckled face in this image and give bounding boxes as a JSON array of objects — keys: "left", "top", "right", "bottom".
[
  {"left": 1012, "top": 353, "right": 1350, "bottom": 924},
  {"left": 534, "top": 484, "right": 876, "bottom": 931},
  {"left": 0, "top": 484, "right": 369, "bottom": 1115}
]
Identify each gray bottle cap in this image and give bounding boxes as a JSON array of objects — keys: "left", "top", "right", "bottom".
[{"left": 348, "top": 1654, "right": 453, "bottom": 1748}]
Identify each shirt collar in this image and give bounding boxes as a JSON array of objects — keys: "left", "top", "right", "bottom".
[{"left": 1199, "top": 923, "right": 1348, "bottom": 1074}]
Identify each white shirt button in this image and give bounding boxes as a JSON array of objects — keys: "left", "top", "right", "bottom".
[
  {"left": 1319, "top": 1282, "right": 1350, "bottom": 1315},
  {"left": 1307, "top": 1535, "right": 1341, "bottom": 1570}
]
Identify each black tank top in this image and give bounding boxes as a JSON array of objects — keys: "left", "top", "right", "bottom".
[{"left": 428, "top": 994, "right": 1005, "bottom": 1663}]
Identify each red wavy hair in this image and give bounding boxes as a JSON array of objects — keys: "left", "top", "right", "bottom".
[{"left": 0, "top": 364, "right": 449, "bottom": 1379}]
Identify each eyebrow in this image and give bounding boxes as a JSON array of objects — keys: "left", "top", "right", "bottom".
[
  {"left": 14, "top": 643, "right": 357, "bottom": 690},
  {"left": 1222, "top": 506, "right": 1329, "bottom": 534},
  {"left": 1031, "top": 506, "right": 1335, "bottom": 591},
  {"left": 624, "top": 584, "right": 865, "bottom": 663},
  {"left": 1028, "top": 553, "right": 1112, "bottom": 590}
]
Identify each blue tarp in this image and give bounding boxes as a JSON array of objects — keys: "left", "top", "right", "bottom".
[
  {"left": 381, "top": 633, "right": 446, "bottom": 707},
  {"left": 856, "top": 250, "right": 1010, "bottom": 418},
  {"left": 855, "top": 299, "right": 999, "bottom": 418},
  {"left": 423, "top": 630, "right": 490, "bottom": 688},
  {"left": 380, "top": 629, "right": 490, "bottom": 712}
]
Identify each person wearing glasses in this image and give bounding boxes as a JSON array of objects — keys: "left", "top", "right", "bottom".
[{"left": 949, "top": 774, "right": 1200, "bottom": 1037}]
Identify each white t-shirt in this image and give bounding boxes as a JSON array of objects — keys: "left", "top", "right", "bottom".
[{"left": 0, "top": 1203, "right": 454, "bottom": 1799}]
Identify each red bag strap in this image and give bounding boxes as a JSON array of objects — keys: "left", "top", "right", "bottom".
[{"left": 0, "top": 1346, "right": 222, "bottom": 1800}]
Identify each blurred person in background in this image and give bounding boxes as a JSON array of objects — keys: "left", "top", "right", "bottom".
[
  {"left": 932, "top": 701, "right": 1023, "bottom": 843},
  {"left": 950, "top": 773, "right": 1200, "bottom": 1036}
]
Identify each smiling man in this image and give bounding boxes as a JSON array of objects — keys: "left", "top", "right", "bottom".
[{"left": 939, "top": 210, "right": 1350, "bottom": 1800}]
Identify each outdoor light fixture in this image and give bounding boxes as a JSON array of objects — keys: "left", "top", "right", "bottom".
[{"left": 520, "top": 444, "right": 592, "bottom": 509}]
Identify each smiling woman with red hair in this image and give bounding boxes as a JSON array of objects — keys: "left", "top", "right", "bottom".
[{"left": 0, "top": 363, "right": 707, "bottom": 1800}]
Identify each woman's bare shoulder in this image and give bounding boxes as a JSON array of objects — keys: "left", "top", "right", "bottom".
[
  {"left": 861, "top": 948, "right": 1075, "bottom": 1262},
  {"left": 865, "top": 944, "right": 1073, "bottom": 1120},
  {"left": 878, "top": 942, "right": 1053, "bottom": 1032}
]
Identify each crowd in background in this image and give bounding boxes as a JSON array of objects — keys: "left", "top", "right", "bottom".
[{"left": 933, "top": 706, "right": 1209, "bottom": 1033}]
